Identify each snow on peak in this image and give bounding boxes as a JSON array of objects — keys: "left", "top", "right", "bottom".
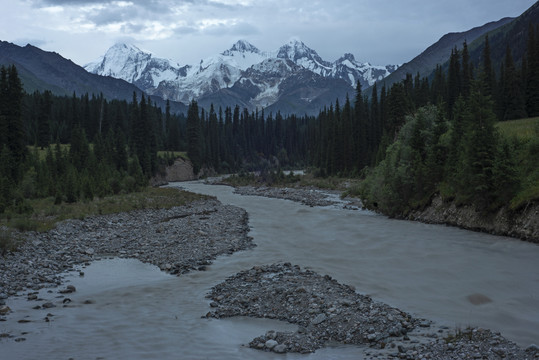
[
  {"left": 276, "top": 38, "right": 331, "bottom": 75},
  {"left": 223, "top": 40, "right": 260, "bottom": 55},
  {"left": 277, "top": 38, "right": 314, "bottom": 60},
  {"left": 85, "top": 39, "right": 398, "bottom": 107}
]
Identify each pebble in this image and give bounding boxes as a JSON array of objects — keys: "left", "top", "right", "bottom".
[
  {"left": 207, "top": 263, "right": 530, "bottom": 358},
  {"left": 0, "top": 199, "right": 252, "bottom": 300},
  {"left": 265, "top": 339, "right": 278, "bottom": 349}
]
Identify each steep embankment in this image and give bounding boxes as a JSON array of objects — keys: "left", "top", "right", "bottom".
[
  {"left": 407, "top": 195, "right": 539, "bottom": 243},
  {"left": 151, "top": 158, "right": 196, "bottom": 186}
]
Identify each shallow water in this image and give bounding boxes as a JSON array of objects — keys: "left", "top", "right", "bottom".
[{"left": 2, "top": 181, "right": 538, "bottom": 359}]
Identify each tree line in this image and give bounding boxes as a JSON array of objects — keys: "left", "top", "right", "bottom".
[{"left": 1, "top": 25, "right": 537, "bottom": 216}]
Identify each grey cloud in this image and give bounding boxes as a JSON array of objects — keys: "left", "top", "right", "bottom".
[{"left": 86, "top": 5, "right": 141, "bottom": 26}]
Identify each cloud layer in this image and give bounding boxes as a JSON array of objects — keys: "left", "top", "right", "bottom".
[{"left": 3, "top": 0, "right": 536, "bottom": 66}]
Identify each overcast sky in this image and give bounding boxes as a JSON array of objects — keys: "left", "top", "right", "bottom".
[{"left": 1, "top": 0, "right": 536, "bottom": 67}]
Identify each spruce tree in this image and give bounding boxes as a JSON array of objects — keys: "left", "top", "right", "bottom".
[
  {"left": 186, "top": 100, "right": 202, "bottom": 175},
  {"left": 461, "top": 40, "right": 472, "bottom": 98},
  {"left": 460, "top": 80, "right": 498, "bottom": 208},
  {"left": 526, "top": 24, "right": 539, "bottom": 116},
  {"left": 5, "top": 65, "right": 26, "bottom": 180},
  {"left": 501, "top": 46, "right": 527, "bottom": 120},
  {"left": 37, "top": 90, "right": 52, "bottom": 149},
  {"left": 480, "top": 35, "right": 495, "bottom": 97}
]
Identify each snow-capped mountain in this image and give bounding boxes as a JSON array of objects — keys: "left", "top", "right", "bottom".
[
  {"left": 84, "top": 43, "right": 188, "bottom": 93},
  {"left": 85, "top": 39, "right": 398, "bottom": 114},
  {"left": 276, "top": 39, "right": 332, "bottom": 76}
]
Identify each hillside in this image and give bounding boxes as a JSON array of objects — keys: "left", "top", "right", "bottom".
[
  {"left": 0, "top": 41, "right": 187, "bottom": 114},
  {"left": 371, "top": 17, "right": 514, "bottom": 93}
]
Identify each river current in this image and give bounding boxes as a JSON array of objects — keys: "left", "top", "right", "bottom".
[{"left": 2, "top": 181, "right": 538, "bottom": 359}]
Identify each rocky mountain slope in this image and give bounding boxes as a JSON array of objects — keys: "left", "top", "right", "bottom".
[{"left": 86, "top": 39, "right": 397, "bottom": 115}]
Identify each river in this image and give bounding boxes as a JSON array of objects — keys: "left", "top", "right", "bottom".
[{"left": 2, "top": 181, "right": 538, "bottom": 359}]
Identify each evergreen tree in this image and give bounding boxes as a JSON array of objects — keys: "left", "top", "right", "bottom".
[
  {"left": 459, "top": 80, "right": 498, "bottom": 207},
  {"left": 186, "top": 100, "right": 202, "bottom": 174},
  {"left": 447, "top": 47, "right": 461, "bottom": 117},
  {"left": 37, "top": 90, "right": 52, "bottom": 149},
  {"left": 480, "top": 35, "right": 495, "bottom": 97},
  {"left": 5, "top": 65, "right": 26, "bottom": 180},
  {"left": 526, "top": 24, "right": 539, "bottom": 116},
  {"left": 461, "top": 40, "right": 472, "bottom": 97},
  {"left": 501, "top": 46, "right": 527, "bottom": 120}
]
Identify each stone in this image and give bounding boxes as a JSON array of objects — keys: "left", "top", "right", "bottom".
[
  {"left": 42, "top": 302, "right": 56, "bottom": 309},
  {"left": 273, "top": 344, "right": 287, "bottom": 353},
  {"left": 0, "top": 306, "right": 11, "bottom": 315},
  {"left": 311, "top": 313, "right": 327, "bottom": 325},
  {"left": 265, "top": 339, "right": 278, "bottom": 350}
]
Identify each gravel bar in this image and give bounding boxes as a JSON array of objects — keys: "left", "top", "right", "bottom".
[
  {"left": 0, "top": 198, "right": 253, "bottom": 300},
  {"left": 206, "top": 263, "right": 537, "bottom": 359}
]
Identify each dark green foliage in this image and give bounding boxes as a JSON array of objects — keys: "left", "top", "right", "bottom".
[
  {"left": 186, "top": 100, "right": 202, "bottom": 174},
  {"left": 526, "top": 24, "right": 539, "bottom": 116}
]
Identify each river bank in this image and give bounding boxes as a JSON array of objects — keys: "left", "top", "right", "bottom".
[
  {"left": 210, "top": 175, "right": 538, "bottom": 243},
  {"left": 0, "top": 198, "right": 252, "bottom": 304},
  {"left": 407, "top": 195, "right": 539, "bottom": 243},
  {"left": 1, "top": 186, "right": 537, "bottom": 358}
]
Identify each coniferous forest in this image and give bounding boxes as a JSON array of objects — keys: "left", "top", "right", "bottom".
[{"left": 1, "top": 26, "right": 538, "bottom": 218}]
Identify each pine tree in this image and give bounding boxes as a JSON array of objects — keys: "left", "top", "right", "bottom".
[
  {"left": 460, "top": 80, "right": 498, "bottom": 207},
  {"left": 186, "top": 100, "right": 202, "bottom": 174},
  {"left": 0, "top": 67, "right": 7, "bottom": 149},
  {"left": 526, "top": 24, "right": 539, "bottom": 116},
  {"left": 5, "top": 65, "right": 26, "bottom": 180},
  {"left": 480, "top": 35, "right": 495, "bottom": 97},
  {"left": 37, "top": 90, "right": 52, "bottom": 149},
  {"left": 461, "top": 40, "right": 472, "bottom": 98},
  {"left": 501, "top": 46, "right": 527, "bottom": 120},
  {"left": 447, "top": 47, "right": 461, "bottom": 117}
]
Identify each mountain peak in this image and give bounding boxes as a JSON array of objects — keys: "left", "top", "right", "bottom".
[
  {"left": 224, "top": 40, "right": 260, "bottom": 55},
  {"left": 108, "top": 43, "right": 147, "bottom": 55},
  {"left": 338, "top": 53, "right": 356, "bottom": 62},
  {"left": 276, "top": 38, "right": 331, "bottom": 73}
]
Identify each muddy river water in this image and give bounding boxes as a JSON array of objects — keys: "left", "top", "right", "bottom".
[{"left": 2, "top": 181, "right": 538, "bottom": 359}]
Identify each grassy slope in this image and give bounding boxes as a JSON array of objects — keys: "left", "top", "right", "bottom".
[
  {"left": 496, "top": 117, "right": 539, "bottom": 140},
  {"left": 1, "top": 187, "right": 209, "bottom": 233}
]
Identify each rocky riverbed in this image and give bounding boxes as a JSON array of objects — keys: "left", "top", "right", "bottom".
[
  {"left": 1, "top": 190, "right": 537, "bottom": 358},
  {"left": 233, "top": 185, "right": 341, "bottom": 207},
  {"left": 0, "top": 198, "right": 252, "bottom": 301},
  {"left": 206, "top": 263, "right": 538, "bottom": 359}
]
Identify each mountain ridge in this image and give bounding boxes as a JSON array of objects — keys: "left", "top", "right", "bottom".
[
  {"left": 0, "top": 41, "right": 187, "bottom": 114},
  {"left": 85, "top": 39, "right": 398, "bottom": 115},
  {"left": 371, "top": 17, "right": 515, "bottom": 93}
]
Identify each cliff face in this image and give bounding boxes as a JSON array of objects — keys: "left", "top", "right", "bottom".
[
  {"left": 407, "top": 195, "right": 539, "bottom": 243},
  {"left": 151, "top": 158, "right": 196, "bottom": 186}
]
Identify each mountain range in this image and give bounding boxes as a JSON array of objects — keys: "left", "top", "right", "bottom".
[
  {"left": 85, "top": 39, "right": 397, "bottom": 115},
  {"left": 1, "top": 2, "right": 536, "bottom": 116}
]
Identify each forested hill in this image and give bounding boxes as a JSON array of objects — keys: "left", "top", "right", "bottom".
[
  {"left": 376, "top": 17, "right": 514, "bottom": 91},
  {"left": 0, "top": 41, "right": 187, "bottom": 114}
]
